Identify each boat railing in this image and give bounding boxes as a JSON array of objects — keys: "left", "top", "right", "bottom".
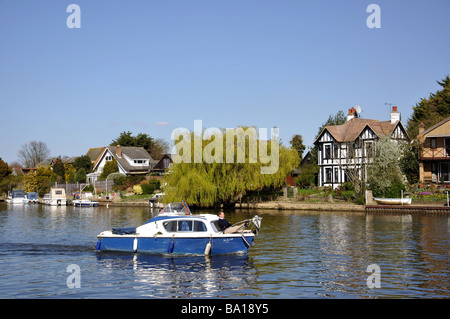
[{"left": 223, "top": 215, "right": 262, "bottom": 234}]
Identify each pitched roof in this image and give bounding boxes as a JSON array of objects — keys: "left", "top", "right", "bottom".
[
  {"left": 86, "top": 147, "right": 106, "bottom": 163},
  {"left": 107, "top": 146, "right": 152, "bottom": 160},
  {"left": 106, "top": 146, "right": 155, "bottom": 174},
  {"left": 422, "top": 116, "right": 450, "bottom": 136},
  {"left": 316, "top": 118, "right": 402, "bottom": 143}
]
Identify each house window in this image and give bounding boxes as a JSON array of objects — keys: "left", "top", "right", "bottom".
[
  {"left": 106, "top": 156, "right": 112, "bottom": 161},
  {"left": 334, "top": 167, "right": 339, "bottom": 182},
  {"left": 431, "top": 138, "right": 437, "bottom": 149},
  {"left": 134, "top": 160, "right": 147, "bottom": 164},
  {"left": 163, "top": 158, "right": 171, "bottom": 169},
  {"left": 325, "top": 168, "right": 332, "bottom": 183},
  {"left": 365, "top": 141, "right": 374, "bottom": 158},
  {"left": 324, "top": 145, "right": 331, "bottom": 159},
  {"left": 333, "top": 144, "right": 339, "bottom": 158}
]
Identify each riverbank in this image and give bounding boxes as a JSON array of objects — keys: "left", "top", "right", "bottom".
[
  {"left": 94, "top": 198, "right": 366, "bottom": 212},
  {"left": 235, "top": 200, "right": 365, "bottom": 212},
  {"left": 77, "top": 198, "right": 450, "bottom": 213}
]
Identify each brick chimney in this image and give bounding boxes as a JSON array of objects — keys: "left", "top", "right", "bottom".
[
  {"left": 418, "top": 122, "right": 425, "bottom": 142},
  {"left": 390, "top": 106, "right": 400, "bottom": 124},
  {"left": 347, "top": 107, "right": 356, "bottom": 121},
  {"left": 116, "top": 145, "right": 122, "bottom": 158}
]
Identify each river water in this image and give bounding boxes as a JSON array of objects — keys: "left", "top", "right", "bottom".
[{"left": 0, "top": 203, "right": 449, "bottom": 299}]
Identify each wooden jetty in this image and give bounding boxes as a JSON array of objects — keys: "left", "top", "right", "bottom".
[{"left": 365, "top": 204, "right": 450, "bottom": 214}]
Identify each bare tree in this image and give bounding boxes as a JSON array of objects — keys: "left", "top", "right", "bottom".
[
  {"left": 337, "top": 138, "right": 368, "bottom": 196},
  {"left": 17, "top": 141, "right": 51, "bottom": 167}
]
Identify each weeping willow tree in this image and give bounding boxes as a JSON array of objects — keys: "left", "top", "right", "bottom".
[{"left": 164, "top": 126, "right": 300, "bottom": 207}]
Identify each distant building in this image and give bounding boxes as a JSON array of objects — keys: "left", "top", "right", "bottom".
[
  {"left": 88, "top": 145, "right": 155, "bottom": 182},
  {"left": 86, "top": 147, "right": 106, "bottom": 166},
  {"left": 417, "top": 117, "right": 450, "bottom": 184},
  {"left": 314, "top": 106, "right": 409, "bottom": 188},
  {"left": 151, "top": 154, "right": 172, "bottom": 174}
]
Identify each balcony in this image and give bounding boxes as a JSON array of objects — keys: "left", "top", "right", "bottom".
[{"left": 420, "top": 146, "right": 450, "bottom": 160}]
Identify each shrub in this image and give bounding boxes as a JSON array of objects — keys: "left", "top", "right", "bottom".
[
  {"left": 340, "top": 182, "right": 354, "bottom": 191},
  {"left": 140, "top": 179, "right": 161, "bottom": 195},
  {"left": 108, "top": 172, "right": 127, "bottom": 189},
  {"left": 133, "top": 185, "right": 143, "bottom": 195},
  {"left": 141, "top": 183, "right": 155, "bottom": 195},
  {"left": 148, "top": 179, "right": 161, "bottom": 190},
  {"left": 100, "top": 159, "right": 119, "bottom": 180}
]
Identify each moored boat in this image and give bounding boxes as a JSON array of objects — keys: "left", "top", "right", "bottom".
[
  {"left": 373, "top": 197, "right": 412, "bottom": 205},
  {"left": 73, "top": 199, "right": 99, "bottom": 207},
  {"left": 23, "top": 192, "right": 39, "bottom": 204},
  {"left": 42, "top": 188, "right": 67, "bottom": 206},
  {"left": 96, "top": 201, "right": 262, "bottom": 255},
  {"left": 6, "top": 190, "right": 26, "bottom": 204}
]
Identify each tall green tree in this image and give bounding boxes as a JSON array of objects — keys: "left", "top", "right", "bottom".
[
  {"left": 53, "top": 157, "right": 66, "bottom": 183},
  {"left": 111, "top": 131, "right": 154, "bottom": 150},
  {"left": 110, "top": 131, "right": 135, "bottom": 147},
  {"left": 76, "top": 168, "right": 87, "bottom": 183},
  {"left": 0, "top": 158, "right": 11, "bottom": 181},
  {"left": 399, "top": 140, "right": 420, "bottom": 184},
  {"left": 407, "top": 75, "right": 450, "bottom": 138},
  {"left": 315, "top": 110, "right": 346, "bottom": 139},
  {"left": 290, "top": 134, "right": 305, "bottom": 162},
  {"left": 110, "top": 131, "right": 168, "bottom": 159},
  {"left": 35, "top": 165, "right": 57, "bottom": 196},
  {"left": 73, "top": 155, "right": 92, "bottom": 173}
]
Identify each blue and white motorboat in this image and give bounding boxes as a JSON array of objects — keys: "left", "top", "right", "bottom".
[
  {"left": 96, "top": 202, "right": 262, "bottom": 255},
  {"left": 23, "top": 192, "right": 39, "bottom": 204},
  {"left": 6, "top": 190, "right": 26, "bottom": 204},
  {"left": 73, "top": 199, "right": 99, "bottom": 207}
]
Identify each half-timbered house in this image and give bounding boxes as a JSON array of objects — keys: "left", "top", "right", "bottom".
[{"left": 314, "top": 106, "right": 409, "bottom": 188}]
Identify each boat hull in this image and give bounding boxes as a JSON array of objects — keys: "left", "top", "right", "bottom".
[
  {"left": 6, "top": 198, "right": 25, "bottom": 204},
  {"left": 373, "top": 197, "right": 412, "bottom": 205},
  {"left": 73, "top": 200, "right": 98, "bottom": 207},
  {"left": 42, "top": 199, "right": 67, "bottom": 206},
  {"left": 97, "top": 235, "right": 255, "bottom": 255}
]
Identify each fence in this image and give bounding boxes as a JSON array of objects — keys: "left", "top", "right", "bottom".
[{"left": 55, "top": 180, "right": 114, "bottom": 194}]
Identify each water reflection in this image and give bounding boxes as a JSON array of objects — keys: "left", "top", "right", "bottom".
[
  {"left": 1, "top": 203, "right": 450, "bottom": 298},
  {"left": 95, "top": 253, "right": 258, "bottom": 298}
]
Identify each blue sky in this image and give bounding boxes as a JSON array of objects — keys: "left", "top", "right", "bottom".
[{"left": 1, "top": 0, "right": 449, "bottom": 164}]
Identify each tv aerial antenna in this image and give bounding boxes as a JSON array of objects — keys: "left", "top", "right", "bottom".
[{"left": 385, "top": 102, "right": 395, "bottom": 112}]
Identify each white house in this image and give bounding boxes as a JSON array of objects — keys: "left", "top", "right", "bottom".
[
  {"left": 88, "top": 145, "right": 156, "bottom": 182},
  {"left": 314, "top": 106, "right": 409, "bottom": 188}
]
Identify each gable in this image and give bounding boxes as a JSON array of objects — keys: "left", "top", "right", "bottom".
[
  {"left": 390, "top": 122, "right": 409, "bottom": 140},
  {"left": 93, "top": 148, "right": 125, "bottom": 173},
  {"left": 317, "top": 130, "right": 335, "bottom": 143},
  {"left": 360, "top": 126, "right": 376, "bottom": 140},
  {"left": 424, "top": 118, "right": 450, "bottom": 137}
]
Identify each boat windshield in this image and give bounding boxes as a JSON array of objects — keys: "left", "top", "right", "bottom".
[
  {"left": 12, "top": 190, "right": 25, "bottom": 198},
  {"left": 27, "top": 193, "right": 38, "bottom": 199},
  {"left": 159, "top": 201, "right": 191, "bottom": 215}
]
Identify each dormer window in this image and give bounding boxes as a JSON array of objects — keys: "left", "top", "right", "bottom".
[{"left": 134, "top": 159, "right": 147, "bottom": 164}]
